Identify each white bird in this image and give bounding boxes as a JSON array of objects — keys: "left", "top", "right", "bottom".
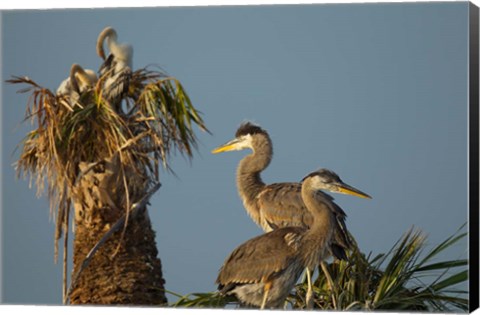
[
  {"left": 96, "top": 26, "right": 133, "bottom": 108},
  {"left": 56, "top": 63, "right": 98, "bottom": 97}
]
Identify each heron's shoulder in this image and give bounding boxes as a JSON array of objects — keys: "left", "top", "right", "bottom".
[
  {"left": 257, "top": 182, "right": 302, "bottom": 201},
  {"left": 227, "top": 227, "right": 303, "bottom": 258}
]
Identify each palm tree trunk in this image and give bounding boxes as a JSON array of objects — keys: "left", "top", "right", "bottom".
[
  {"left": 68, "top": 157, "right": 167, "bottom": 305},
  {"left": 69, "top": 209, "right": 166, "bottom": 305}
]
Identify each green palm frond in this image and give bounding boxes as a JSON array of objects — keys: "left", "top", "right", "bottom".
[
  {"left": 290, "top": 225, "right": 468, "bottom": 312},
  {"left": 168, "top": 291, "right": 235, "bottom": 308},
  {"left": 164, "top": 226, "right": 467, "bottom": 311}
]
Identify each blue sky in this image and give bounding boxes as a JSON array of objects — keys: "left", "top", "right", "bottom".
[{"left": 1, "top": 2, "right": 470, "bottom": 305}]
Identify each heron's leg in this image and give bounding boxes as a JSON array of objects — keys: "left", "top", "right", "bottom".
[
  {"left": 261, "top": 281, "right": 272, "bottom": 309},
  {"left": 320, "top": 261, "right": 337, "bottom": 309},
  {"left": 305, "top": 267, "right": 314, "bottom": 309}
]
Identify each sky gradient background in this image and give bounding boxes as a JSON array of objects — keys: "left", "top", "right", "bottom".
[{"left": 1, "top": 2, "right": 470, "bottom": 305}]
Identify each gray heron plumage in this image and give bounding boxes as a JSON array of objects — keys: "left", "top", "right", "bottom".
[
  {"left": 212, "top": 121, "right": 371, "bottom": 308},
  {"left": 212, "top": 122, "right": 370, "bottom": 256},
  {"left": 216, "top": 169, "right": 369, "bottom": 309}
]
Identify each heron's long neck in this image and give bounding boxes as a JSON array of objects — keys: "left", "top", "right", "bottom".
[
  {"left": 106, "top": 34, "right": 118, "bottom": 53},
  {"left": 237, "top": 155, "right": 266, "bottom": 197},
  {"left": 303, "top": 188, "right": 334, "bottom": 235},
  {"left": 300, "top": 185, "right": 334, "bottom": 268},
  {"left": 236, "top": 140, "right": 272, "bottom": 224}
]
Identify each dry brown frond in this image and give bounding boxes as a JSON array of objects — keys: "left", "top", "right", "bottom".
[{"left": 8, "top": 66, "right": 209, "bottom": 262}]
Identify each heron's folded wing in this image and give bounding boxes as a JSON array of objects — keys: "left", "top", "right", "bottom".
[{"left": 216, "top": 227, "right": 304, "bottom": 286}]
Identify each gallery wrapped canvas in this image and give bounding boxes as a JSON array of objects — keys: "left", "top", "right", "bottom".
[{"left": 1, "top": 1, "right": 478, "bottom": 313}]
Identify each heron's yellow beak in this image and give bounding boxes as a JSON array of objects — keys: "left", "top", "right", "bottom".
[
  {"left": 336, "top": 183, "right": 372, "bottom": 199},
  {"left": 211, "top": 139, "right": 239, "bottom": 154}
]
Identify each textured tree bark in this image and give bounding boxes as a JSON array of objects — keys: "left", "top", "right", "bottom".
[{"left": 68, "top": 157, "right": 167, "bottom": 305}]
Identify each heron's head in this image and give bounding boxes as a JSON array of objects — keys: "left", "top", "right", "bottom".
[
  {"left": 212, "top": 122, "right": 270, "bottom": 154},
  {"left": 302, "top": 168, "right": 371, "bottom": 199}
]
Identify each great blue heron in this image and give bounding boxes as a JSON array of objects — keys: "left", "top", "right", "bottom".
[
  {"left": 216, "top": 169, "right": 370, "bottom": 309},
  {"left": 56, "top": 63, "right": 98, "bottom": 96},
  {"left": 212, "top": 121, "right": 371, "bottom": 307},
  {"left": 96, "top": 26, "right": 133, "bottom": 109}
]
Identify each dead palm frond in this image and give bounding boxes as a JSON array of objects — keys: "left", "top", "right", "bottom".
[{"left": 7, "top": 66, "right": 209, "bottom": 274}]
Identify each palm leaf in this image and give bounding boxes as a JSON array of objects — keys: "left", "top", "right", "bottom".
[
  {"left": 287, "top": 224, "right": 468, "bottom": 311},
  {"left": 8, "top": 65, "right": 209, "bottom": 264},
  {"left": 169, "top": 291, "right": 235, "bottom": 308}
]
